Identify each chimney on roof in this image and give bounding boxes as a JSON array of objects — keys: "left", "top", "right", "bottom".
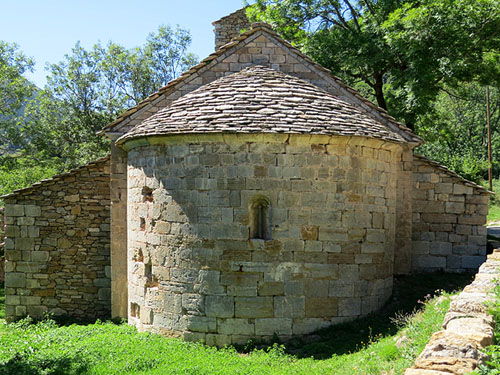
[{"left": 212, "top": 7, "right": 251, "bottom": 51}]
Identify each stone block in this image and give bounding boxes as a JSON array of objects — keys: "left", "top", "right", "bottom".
[
  {"left": 446, "top": 317, "right": 494, "bottom": 347},
  {"left": 328, "top": 281, "right": 355, "bottom": 297},
  {"left": 235, "top": 297, "right": 273, "bottom": 318},
  {"left": 414, "top": 255, "right": 446, "bottom": 269},
  {"left": 17, "top": 217, "right": 35, "bottom": 226},
  {"left": 301, "top": 225, "right": 319, "bottom": 241},
  {"left": 205, "top": 296, "right": 234, "bottom": 318},
  {"left": 227, "top": 286, "right": 257, "bottom": 296},
  {"left": 25, "top": 205, "right": 41, "bottom": 217},
  {"left": 361, "top": 243, "right": 385, "bottom": 254},
  {"left": 429, "top": 242, "right": 452, "bottom": 256},
  {"left": 274, "top": 296, "right": 305, "bottom": 318},
  {"left": 284, "top": 280, "right": 304, "bottom": 296},
  {"left": 220, "top": 272, "right": 260, "bottom": 287},
  {"left": 31, "top": 251, "right": 50, "bottom": 262},
  {"left": 187, "top": 316, "right": 217, "bottom": 333},
  {"left": 182, "top": 294, "right": 205, "bottom": 315},
  {"left": 4, "top": 225, "right": 19, "bottom": 237},
  {"left": 453, "top": 184, "right": 473, "bottom": 195},
  {"left": 218, "top": 318, "right": 255, "bottom": 335},
  {"left": 413, "top": 241, "right": 430, "bottom": 254},
  {"left": 5, "top": 272, "right": 26, "bottom": 288},
  {"left": 305, "top": 297, "right": 338, "bottom": 318},
  {"left": 5, "top": 204, "right": 24, "bottom": 217},
  {"left": 304, "top": 280, "right": 329, "bottom": 297},
  {"left": 28, "top": 226, "right": 39, "bottom": 238},
  {"left": 15, "top": 238, "right": 34, "bottom": 251},
  {"left": 258, "top": 281, "right": 284, "bottom": 296},
  {"left": 462, "top": 256, "right": 486, "bottom": 269},
  {"left": 318, "top": 228, "right": 348, "bottom": 242},
  {"left": 98, "top": 288, "right": 111, "bottom": 301},
  {"left": 338, "top": 297, "right": 361, "bottom": 317},
  {"left": 445, "top": 202, "right": 465, "bottom": 214},
  {"left": 255, "top": 318, "right": 292, "bottom": 336},
  {"left": 469, "top": 235, "right": 486, "bottom": 246},
  {"left": 304, "top": 241, "right": 322, "bottom": 252}
]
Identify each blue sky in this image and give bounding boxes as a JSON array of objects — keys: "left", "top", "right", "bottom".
[{"left": 1, "top": 0, "right": 254, "bottom": 87}]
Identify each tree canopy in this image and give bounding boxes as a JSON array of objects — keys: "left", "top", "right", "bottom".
[
  {"left": 248, "top": 0, "right": 500, "bottom": 130},
  {"left": 0, "top": 25, "right": 197, "bottom": 197},
  {"left": 1, "top": 25, "right": 198, "bottom": 172}
]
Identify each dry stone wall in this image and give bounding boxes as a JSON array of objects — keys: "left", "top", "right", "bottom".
[
  {"left": 405, "top": 250, "right": 500, "bottom": 374},
  {"left": 2, "top": 157, "right": 111, "bottom": 322},
  {"left": 126, "top": 134, "right": 402, "bottom": 346},
  {"left": 412, "top": 155, "right": 489, "bottom": 272}
]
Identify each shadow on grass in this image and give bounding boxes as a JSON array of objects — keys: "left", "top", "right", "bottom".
[
  {"left": 0, "top": 353, "right": 89, "bottom": 375},
  {"left": 260, "top": 272, "right": 473, "bottom": 359}
]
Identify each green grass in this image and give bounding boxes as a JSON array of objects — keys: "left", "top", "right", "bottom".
[
  {"left": 0, "top": 273, "right": 473, "bottom": 375},
  {"left": 0, "top": 282, "right": 4, "bottom": 320},
  {"left": 488, "top": 204, "right": 500, "bottom": 224}
]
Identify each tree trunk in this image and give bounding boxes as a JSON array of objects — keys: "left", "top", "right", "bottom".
[{"left": 373, "top": 73, "right": 387, "bottom": 111}]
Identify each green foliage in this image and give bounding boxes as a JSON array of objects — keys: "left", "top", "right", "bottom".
[
  {"left": 248, "top": 0, "right": 500, "bottom": 131},
  {"left": 0, "top": 273, "right": 472, "bottom": 375},
  {"left": 0, "top": 41, "right": 35, "bottom": 117},
  {"left": 416, "top": 84, "right": 499, "bottom": 182},
  {"left": 0, "top": 160, "right": 60, "bottom": 198},
  {"left": 1, "top": 24, "right": 198, "bottom": 176}
]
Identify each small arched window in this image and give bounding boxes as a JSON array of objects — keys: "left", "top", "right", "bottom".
[{"left": 249, "top": 195, "right": 271, "bottom": 240}]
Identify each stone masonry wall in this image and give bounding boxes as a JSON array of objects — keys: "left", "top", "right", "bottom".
[
  {"left": 405, "top": 250, "right": 499, "bottom": 374},
  {"left": 213, "top": 7, "right": 251, "bottom": 51},
  {"left": 105, "top": 24, "right": 421, "bottom": 316},
  {"left": 412, "top": 155, "right": 489, "bottom": 272},
  {"left": 126, "top": 134, "right": 402, "bottom": 346},
  {"left": 2, "top": 157, "right": 111, "bottom": 322}
]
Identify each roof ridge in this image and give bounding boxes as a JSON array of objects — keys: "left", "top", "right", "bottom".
[
  {"left": 0, "top": 155, "right": 110, "bottom": 200},
  {"left": 116, "top": 65, "right": 408, "bottom": 146},
  {"left": 99, "top": 22, "right": 421, "bottom": 145}
]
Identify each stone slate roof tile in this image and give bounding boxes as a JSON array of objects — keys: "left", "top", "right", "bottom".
[
  {"left": 101, "top": 23, "right": 422, "bottom": 145},
  {"left": 117, "top": 66, "right": 407, "bottom": 145}
]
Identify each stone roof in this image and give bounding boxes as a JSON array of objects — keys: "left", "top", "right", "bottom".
[
  {"left": 117, "top": 66, "right": 408, "bottom": 145},
  {"left": 0, "top": 156, "right": 110, "bottom": 200},
  {"left": 414, "top": 154, "right": 491, "bottom": 194},
  {"left": 100, "top": 23, "right": 422, "bottom": 145}
]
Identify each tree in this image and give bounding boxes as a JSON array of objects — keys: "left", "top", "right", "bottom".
[
  {"left": 416, "top": 84, "right": 500, "bottom": 182},
  {"left": 9, "top": 25, "right": 198, "bottom": 170},
  {"left": 247, "top": 0, "right": 500, "bottom": 129},
  {"left": 0, "top": 41, "right": 36, "bottom": 156}
]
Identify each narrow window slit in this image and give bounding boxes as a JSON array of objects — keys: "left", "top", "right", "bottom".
[{"left": 249, "top": 195, "right": 271, "bottom": 240}]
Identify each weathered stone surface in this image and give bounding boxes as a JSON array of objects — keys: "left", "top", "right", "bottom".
[
  {"left": 414, "top": 357, "right": 477, "bottom": 374},
  {"left": 403, "top": 251, "right": 499, "bottom": 374},
  {"left": 445, "top": 318, "right": 494, "bottom": 347},
  {"left": 412, "top": 156, "right": 489, "bottom": 272},
  {"left": 3, "top": 157, "right": 111, "bottom": 322},
  {"left": 126, "top": 136, "right": 398, "bottom": 340}
]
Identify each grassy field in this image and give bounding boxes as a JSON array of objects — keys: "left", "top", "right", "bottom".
[{"left": 0, "top": 273, "right": 472, "bottom": 375}]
